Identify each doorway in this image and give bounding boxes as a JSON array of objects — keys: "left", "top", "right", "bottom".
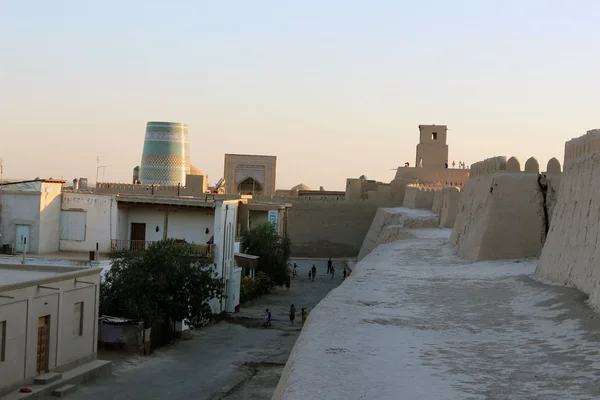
[
  {"left": 15, "top": 224, "right": 30, "bottom": 253},
  {"left": 237, "top": 178, "right": 263, "bottom": 195},
  {"left": 36, "top": 316, "right": 50, "bottom": 375},
  {"left": 130, "top": 223, "right": 146, "bottom": 251}
]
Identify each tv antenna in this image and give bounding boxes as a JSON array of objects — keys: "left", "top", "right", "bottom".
[{"left": 96, "top": 156, "right": 112, "bottom": 184}]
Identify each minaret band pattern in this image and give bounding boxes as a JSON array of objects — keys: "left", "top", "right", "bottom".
[{"left": 139, "top": 121, "right": 190, "bottom": 185}]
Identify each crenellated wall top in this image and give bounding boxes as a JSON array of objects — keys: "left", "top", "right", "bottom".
[
  {"left": 469, "top": 156, "right": 507, "bottom": 178},
  {"left": 406, "top": 183, "right": 444, "bottom": 192},
  {"left": 470, "top": 156, "right": 561, "bottom": 177},
  {"left": 564, "top": 129, "right": 600, "bottom": 168}
]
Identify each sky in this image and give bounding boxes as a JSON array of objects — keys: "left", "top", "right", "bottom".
[{"left": 1, "top": 1, "right": 600, "bottom": 191}]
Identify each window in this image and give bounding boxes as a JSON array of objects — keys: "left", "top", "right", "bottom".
[
  {"left": 432, "top": 132, "right": 438, "bottom": 140},
  {"left": 0, "top": 321, "right": 5, "bottom": 361},
  {"left": 73, "top": 302, "right": 83, "bottom": 336},
  {"left": 60, "top": 211, "right": 87, "bottom": 241}
]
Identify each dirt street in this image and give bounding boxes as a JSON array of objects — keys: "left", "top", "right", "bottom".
[{"left": 68, "top": 258, "right": 344, "bottom": 400}]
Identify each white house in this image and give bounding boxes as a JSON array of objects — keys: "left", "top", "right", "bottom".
[
  {"left": 0, "top": 180, "right": 65, "bottom": 254},
  {"left": 0, "top": 264, "right": 102, "bottom": 394}
]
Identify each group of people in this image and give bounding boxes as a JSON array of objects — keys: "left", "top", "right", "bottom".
[
  {"left": 306, "top": 259, "right": 347, "bottom": 281},
  {"left": 413, "top": 158, "right": 469, "bottom": 169},
  {"left": 444, "top": 160, "right": 467, "bottom": 169},
  {"left": 288, "top": 304, "right": 308, "bottom": 326},
  {"left": 263, "top": 305, "right": 308, "bottom": 327}
]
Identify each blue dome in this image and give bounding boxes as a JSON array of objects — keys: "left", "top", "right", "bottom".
[{"left": 359, "top": 175, "right": 367, "bottom": 180}]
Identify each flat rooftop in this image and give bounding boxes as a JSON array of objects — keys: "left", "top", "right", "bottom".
[
  {"left": 0, "top": 265, "right": 72, "bottom": 287},
  {"left": 115, "top": 194, "right": 216, "bottom": 208}
]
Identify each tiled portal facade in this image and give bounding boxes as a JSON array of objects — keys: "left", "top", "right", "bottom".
[{"left": 224, "top": 154, "right": 277, "bottom": 196}]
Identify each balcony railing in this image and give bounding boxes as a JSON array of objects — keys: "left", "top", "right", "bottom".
[{"left": 111, "top": 239, "right": 214, "bottom": 257}]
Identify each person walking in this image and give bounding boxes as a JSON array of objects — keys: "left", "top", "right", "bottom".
[
  {"left": 289, "top": 304, "right": 296, "bottom": 326},
  {"left": 327, "top": 258, "right": 332, "bottom": 274},
  {"left": 311, "top": 265, "right": 316, "bottom": 282},
  {"left": 343, "top": 268, "right": 347, "bottom": 279},
  {"left": 264, "top": 309, "right": 270, "bottom": 328},
  {"left": 301, "top": 308, "right": 308, "bottom": 326},
  {"left": 331, "top": 265, "right": 335, "bottom": 279}
]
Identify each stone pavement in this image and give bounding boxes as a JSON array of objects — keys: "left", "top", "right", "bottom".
[{"left": 66, "top": 258, "right": 345, "bottom": 400}]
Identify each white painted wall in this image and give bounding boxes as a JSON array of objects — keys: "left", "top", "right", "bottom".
[
  {"left": 0, "top": 189, "right": 42, "bottom": 254},
  {"left": 213, "top": 200, "right": 239, "bottom": 313},
  {"left": 166, "top": 210, "right": 214, "bottom": 244},
  {"left": 0, "top": 268, "right": 100, "bottom": 390},
  {"left": 124, "top": 208, "right": 215, "bottom": 245},
  {"left": 127, "top": 208, "right": 165, "bottom": 242},
  {"left": 38, "top": 191, "right": 62, "bottom": 253},
  {"left": 60, "top": 193, "right": 117, "bottom": 253},
  {"left": 59, "top": 285, "right": 97, "bottom": 364},
  {"left": 0, "top": 300, "right": 27, "bottom": 387},
  {"left": 116, "top": 208, "right": 128, "bottom": 242}
]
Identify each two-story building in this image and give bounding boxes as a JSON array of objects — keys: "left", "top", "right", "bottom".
[{"left": 0, "top": 181, "right": 291, "bottom": 314}]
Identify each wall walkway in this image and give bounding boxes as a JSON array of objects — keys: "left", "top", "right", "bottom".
[{"left": 357, "top": 208, "right": 439, "bottom": 260}]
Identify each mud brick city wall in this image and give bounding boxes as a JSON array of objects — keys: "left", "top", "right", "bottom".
[
  {"left": 285, "top": 198, "right": 384, "bottom": 258},
  {"left": 537, "top": 130, "right": 600, "bottom": 308}
]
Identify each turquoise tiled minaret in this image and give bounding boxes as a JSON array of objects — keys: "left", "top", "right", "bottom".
[{"left": 139, "top": 122, "right": 190, "bottom": 185}]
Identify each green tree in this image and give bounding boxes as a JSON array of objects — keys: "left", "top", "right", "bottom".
[
  {"left": 100, "top": 239, "right": 224, "bottom": 329},
  {"left": 241, "top": 222, "right": 291, "bottom": 286}
]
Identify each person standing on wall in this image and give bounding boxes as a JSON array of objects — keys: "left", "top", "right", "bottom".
[
  {"left": 444, "top": 161, "right": 448, "bottom": 168},
  {"left": 418, "top": 158, "right": 423, "bottom": 168},
  {"left": 452, "top": 161, "right": 456, "bottom": 168}
]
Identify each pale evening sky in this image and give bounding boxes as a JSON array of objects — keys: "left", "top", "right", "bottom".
[{"left": 1, "top": 1, "right": 599, "bottom": 190}]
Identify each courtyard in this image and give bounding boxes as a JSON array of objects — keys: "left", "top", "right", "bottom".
[{"left": 62, "top": 259, "right": 342, "bottom": 400}]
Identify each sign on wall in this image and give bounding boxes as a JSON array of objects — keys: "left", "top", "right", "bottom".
[{"left": 268, "top": 210, "right": 278, "bottom": 230}]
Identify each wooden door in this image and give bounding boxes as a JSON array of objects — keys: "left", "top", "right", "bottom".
[
  {"left": 130, "top": 223, "right": 146, "bottom": 251},
  {"left": 36, "top": 316, "right": 50, "bottom": 374}
]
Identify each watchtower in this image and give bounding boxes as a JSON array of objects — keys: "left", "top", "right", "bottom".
[{"left": 415, "top": 125, "right": 449, "bottom": 169}]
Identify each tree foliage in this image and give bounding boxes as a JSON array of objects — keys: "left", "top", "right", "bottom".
[
  {"left": 240, "top": 271, "right": 273, "bottom": 303},
  {"left": 241, "top": 222, "right": 291, "bottom": 286},
  {"left": 100, "top": 239, "right": 224, "bottom": 328}
]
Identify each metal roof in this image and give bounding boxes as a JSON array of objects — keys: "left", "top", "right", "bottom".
[
  {"left": 234, "top": 253, "right": 259, "bottom": 260},
  {"left": 98, "top": 315, "right": 140, "bottom": 325},
  {"left": 0, "top": 179, "right": 66, "bottom": 186}
]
